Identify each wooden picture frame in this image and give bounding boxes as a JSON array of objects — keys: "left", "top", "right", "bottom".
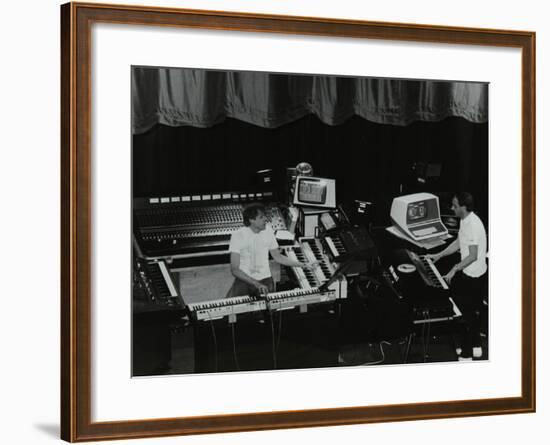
[{"left": 61, "top": 2, "right": 536, "bottom": 442}]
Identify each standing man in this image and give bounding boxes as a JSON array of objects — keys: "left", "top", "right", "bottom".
[
  {"left": 428, "top": 192, "right": 487, "bottom": 360},
  {"left": 226, "top": 203, "right": 317, "bottom": 298}
]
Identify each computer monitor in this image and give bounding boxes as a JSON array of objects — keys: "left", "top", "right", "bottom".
[
  {"left": 390, "top": 192, "right": 448, "bottom": 241},
  {"left": 292, "top": 176, "right": 336, "bottom": 209}
]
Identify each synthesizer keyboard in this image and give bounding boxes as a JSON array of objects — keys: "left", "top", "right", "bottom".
[
  {"left": 187, "top": 287, "right": 338, "bottom": 322},
  {"left": 382, "top": 249, "right": 459, "bottom": 324},
  {"left": 134, "top": 259, "right": 183, "bottom": 308},
  {"left": 280, "top": 240, "right": 347, "bottom": 300},
  {"left": 322, "top": 225, "right": 376, "bottom": 262},
  {"left": 406, "top": 250, "right": 449, "bottom": 290}
]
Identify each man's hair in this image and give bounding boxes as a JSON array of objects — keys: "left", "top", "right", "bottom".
[
  {"left": 454, "top": 192, "right": 475, "bottom": 212},
  {"left": 242, "top": 203, "right": 266, "bottom": 226}
]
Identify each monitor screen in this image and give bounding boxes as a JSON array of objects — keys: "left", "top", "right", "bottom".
[
  {"left": 297, "top": 178, "right": 327, "bottom": 204},
  {"left": 407, "top": 202, "right": 427, "bottom": 221},
  {"left": 293, "top": 176, "right": 336, "bottom": 208},
  {"left": 405, "top": 198, "right": 439, "bottom": 224}
]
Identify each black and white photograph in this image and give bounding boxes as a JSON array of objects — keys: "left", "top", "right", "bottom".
[
  {"left": 3, "top": 0, "right": 544, "bottom": 443},
  {"left": 131, "top": 66, "right": 489, "bottom": 376}
]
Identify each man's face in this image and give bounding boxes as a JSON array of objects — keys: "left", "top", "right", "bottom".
[
  {"left": 451, "top": 197, "right": 466, "bottom": 219},
  {"left": 249, "top": 211, "right": 267, "bottom": 231}
]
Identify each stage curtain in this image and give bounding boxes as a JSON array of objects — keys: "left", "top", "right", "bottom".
[{"left": 132, "top": 67, "right": 488, "bottom": 135}]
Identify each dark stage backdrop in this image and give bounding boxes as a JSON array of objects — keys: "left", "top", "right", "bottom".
[{"left": 132, "top": 115, "right": 488, "bottom": 225}]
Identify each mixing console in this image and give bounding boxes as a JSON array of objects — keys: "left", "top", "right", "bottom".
[{"left": 133, "top": 195, "right": 289, "bottom": 260}]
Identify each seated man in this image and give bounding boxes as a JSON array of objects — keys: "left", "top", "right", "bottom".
[{"left": 226, "top": 203, "right": 316, "bottom": 298}]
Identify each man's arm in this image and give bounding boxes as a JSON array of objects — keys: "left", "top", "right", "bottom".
[
  {"left": 270, "top": 248, "right": 317, "bottom": 270},
  {"left": 443, "top": 245, "right": 478, "bottom": 283},
  {"left": 428, "top": 238, "right": 459, "bottom": 262},
  {"left": 229, "top": 252, "right": 269, "bottom": 294}
]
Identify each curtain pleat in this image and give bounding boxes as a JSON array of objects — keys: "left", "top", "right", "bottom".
[{"left": 132, "top": 67, "right": 488, "bottom": 134}]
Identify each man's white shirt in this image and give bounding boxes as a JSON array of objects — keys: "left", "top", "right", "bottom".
[
  {"left": 229, "top": 227, "right": 279, "bottom": 280},
  {"left": 458, "top": 211, "right": 488, "bottom": 278}
]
